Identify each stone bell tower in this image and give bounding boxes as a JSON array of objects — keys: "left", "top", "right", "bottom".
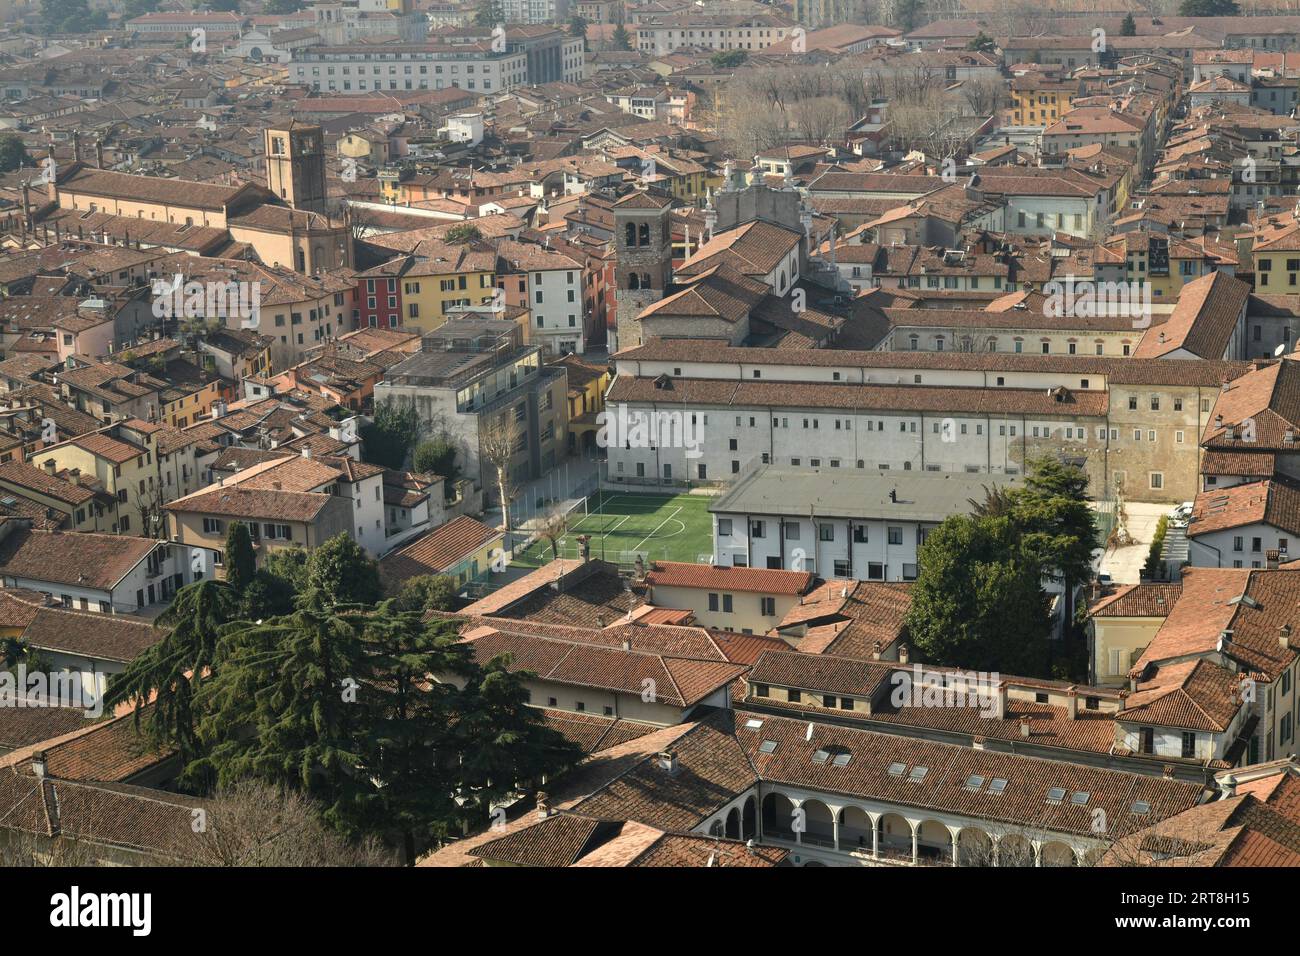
[{"left": 611, "top": 189, "right": 674, "bottom": 352}]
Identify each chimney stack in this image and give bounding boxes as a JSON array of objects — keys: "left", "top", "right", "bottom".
[
  {"left": 535, "top": 791, "right": 551, "bottom": 819},
  {"left": 1019, "top": 717, "right": 1031, "bottom": 738},
  {"left": 898, "top": 643, "right": 909, "bottom": 665},
  {"left": 1066, "top": 688, "right": 1079, "bottom": 719},
  {"left": 31, "top": 751, "right": 46, "bottom": 779},
  {"left": 658, "top": 751, "right": 678, "bottom": 773},
  {"left": 41, "top": 459, "right": 55, "bottom": 476}
]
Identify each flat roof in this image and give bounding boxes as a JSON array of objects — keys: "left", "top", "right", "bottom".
[{"left": 709, "top": 465, "right": 1023, "bottom": 521}]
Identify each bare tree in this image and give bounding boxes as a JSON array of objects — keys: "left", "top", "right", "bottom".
[
  {"left": 961, "top": 74, "right": 1007, "bottom": 121},
  {"left": 185, "top": 780, "right": 397, "bottom": 867},
  {"left": 537, "top": 503, "right": 569, "bottom": 560},
  {"left": 129, "top": 480, "right": 170, "bottom": 540},
  {"left": 0, "top": 828, "right": 103, "bottom": 867},
  {"left": 479, "top": 410, "right": 521, "bottom": 533}
]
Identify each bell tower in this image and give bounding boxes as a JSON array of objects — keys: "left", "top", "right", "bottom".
[
  {"left": 612, "top": 189, "right": 674, "bottom": 352},
  {"left": 265, "top": 122, "right": 327, "bottom": 213}
]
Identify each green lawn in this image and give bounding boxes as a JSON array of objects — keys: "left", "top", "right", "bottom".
[{"left": 513, "top": 490, "right": 717, "bottom": 568}]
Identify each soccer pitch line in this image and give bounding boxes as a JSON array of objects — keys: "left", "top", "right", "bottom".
[
  {"left": 571, "top": 510, "right": 630, "bottom": 535},
  {"left": 632, "top": 507, "right": 682, "bottom": 554},
  {"left": 573, "top": 512, "right": 629, "bottom": 545}
]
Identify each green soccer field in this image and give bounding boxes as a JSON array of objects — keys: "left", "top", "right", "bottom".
[{"left": 513, "top": 490, "right": 717, "bottom": 568}]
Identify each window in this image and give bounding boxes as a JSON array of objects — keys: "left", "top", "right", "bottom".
[
  {"left": 760, "top": 597, "right": 776, "bottom": 616},
  {"left": 708, "top": 593, "right": 719, "bottom": 611},
  {"left": 722, "top": 594, "right": 733, "bottom": 613},
  {"left": 1181, "top": 732, "right": 1196, "bottom": 758},
  {"left": 888, "top": 527, "right": 903, "bottom": 545},
  {"left": 819, "top": 524, "right": 834, "bottom": 542},
  {"left": 202, "top": 518, "right": 224, "bottom": 535}
]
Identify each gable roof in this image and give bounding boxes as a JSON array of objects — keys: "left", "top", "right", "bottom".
[{"left": 379, "top": 515, "right": 501, "bottom": 582}]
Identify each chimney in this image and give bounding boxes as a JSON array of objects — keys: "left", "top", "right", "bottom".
[
  {"left": 95, "top": 138, "right": 104, "bottom": 170},
  {"left": 622, "top": 636, "right": 631, "bottom": 651},
  {"left": 1066, "top": 688, "right": 1078, "bottom": 719},
  {"left": 657, "top": 751, "right": 678, "bottom": 773},
  {"left": 1220, "top": 773, "right": 1238, "bottom": 797},
  {"left": 69, "top": 470, "right": 81, "bottom": 487},
  {"left": 1281, "top": 623, "right": 1292, "bottom": 649},
  {"left": 871, "top": 641, "right": 882, "bottom": 661},
  {"left": 972, "top": 736, "right": 986, "bottom": 750},
  {"left": 535, "top": 791, "right": 552, "bottom": 819},
  {"left": 995, "top": 682, "right": 1007, "bottom": 719},
  {"left": 301, "top": 446, "right": 312, "bottom": 459},
  {"left": 898, "top": 643, "right": 909, "bottom": 665},
  {"left": 1019, "top": 717, "right": 1031, "bottom": 738},
  {"left": 31, "top": 751, "right": 46, "bottom": 779},
  {"left": 41, "top": 459, "right": 55, "bottom": 476}
]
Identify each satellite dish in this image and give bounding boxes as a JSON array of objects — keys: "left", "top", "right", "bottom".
[{"left": 1276, "top": 343, "right": 1288, "bottom": 357}]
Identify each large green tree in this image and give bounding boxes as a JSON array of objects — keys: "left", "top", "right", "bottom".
[
  {"left": 451, "top": 654, "right": 584, "bottom": 832},
  {"left": 1178, "top": 0, "right": 1238, "bottom": 14},
  {"left": 264, "top": 547, "right": 311, "bottom": 591},
  {"left": 388, "top": 574, "right": 458, "bottom": 613},
  {"left": 105, "top": 580, "right": 242, "bottom": 787},
  {"left": 905, "top": 516, "right": 1052, "bottom": 676},
  {"left": 0, "top": 134, "right": 29, "bottom": 174},
  {"left": 413, "top": 438, "right": 458, "bottom": 478},
  {"left": 41, "top": 0, "right": 107, "bottom": 33},
  {"left": 354, "top": 608, "right": 473, "bottom": 861},
  {"left": 361, "top": 398, "right": 421, "bottom": 470},
  {"left": 306, "top": 533, "right": 384, "bottom": 608},
  {"left": 193, "top": 604, "right": 373, "bottom": 835}
]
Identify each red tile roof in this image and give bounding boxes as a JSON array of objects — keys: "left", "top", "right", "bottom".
[{"left": 645, "top": 560, "right": 814, "bottom": 596}]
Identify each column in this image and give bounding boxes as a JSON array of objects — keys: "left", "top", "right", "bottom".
[
  {"left": 872, "top": 822, "right": 880, "bottom": 861},
  {"left": 910, "top": 824, "right": 918, "bottom": 865}
]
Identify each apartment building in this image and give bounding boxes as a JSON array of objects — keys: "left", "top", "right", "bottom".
[
  {"left": 496, "top": 240, "right": 585, "bottom": 355},
  {"left": 289, "top": 43, "right": 528, "bottom": 95},
  {"left": 707, "top": 467, "right": 1023, "bottom": 580},
  {"left": 30, "top": 420, "right": 168, "bottom": 535},
  {"left": 373, "top": 319, "right": 568, "bottom": 500},
  {"left": 642, "top": 562, "right": 817, "bottom": 633},
  {"left": 0, "top": 521, "right": 193, "bottom": 612},
  {"left": 606, "top": 340, "right": 1255, "bottom": 503},
  {"left": 634, "top": 15, "right": 795, "bottom": 56}
]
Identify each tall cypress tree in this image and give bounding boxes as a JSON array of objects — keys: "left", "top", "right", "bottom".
[{"left": 224, "top": 521, "right": 256, "bottom": 594}]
